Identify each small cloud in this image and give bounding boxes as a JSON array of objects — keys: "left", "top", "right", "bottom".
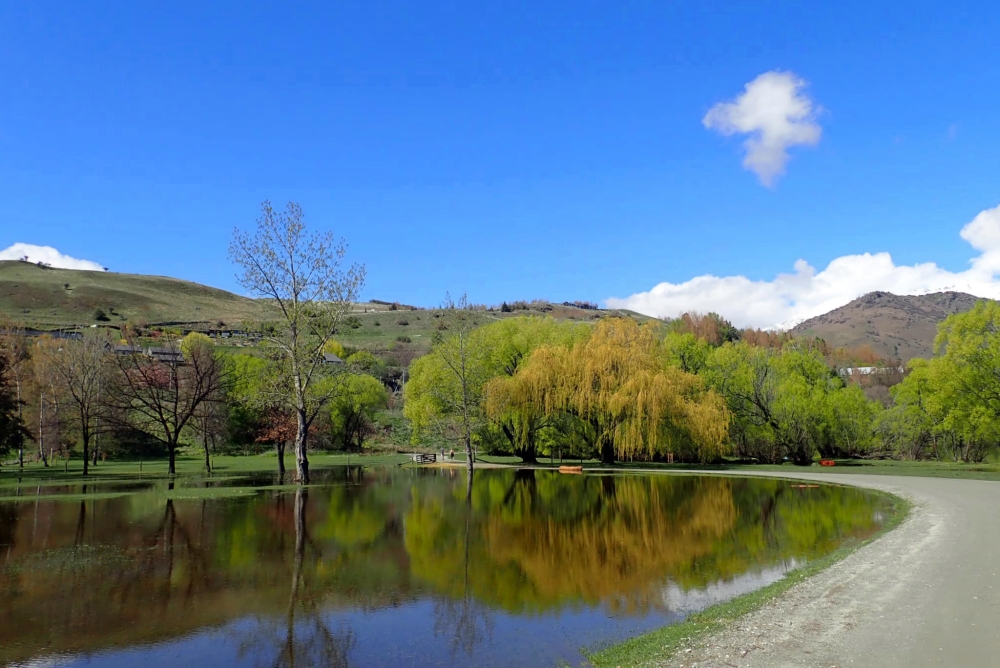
[
  {"left": 703, "top": 71, "right": 822, "bottom": 187},
  {"left": 0, "top": 243, "right": 105, "bottom": 271},
  {"left": 607, "top": 204, "right": 1000, "bottom": 329},
  {"left": 946, "top": 123, "right": 959, "bottom": 141}
]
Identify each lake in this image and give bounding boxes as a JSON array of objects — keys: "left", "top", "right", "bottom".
[{"left": 0, "top": 467, "right": 890, "bottom": 667}]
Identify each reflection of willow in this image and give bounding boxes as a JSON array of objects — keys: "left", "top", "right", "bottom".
[
  {"left": 408, "top": 472, "right": 887, "bottom": 617},
  {"left": 404, "top": 473, "right": 736, "bottom": 616},
  {"left": 483, "top": 474, "right": 737, "bottom": 614},
  {"left": 236, "top": 488, "right": 355, "bottom": 668}
]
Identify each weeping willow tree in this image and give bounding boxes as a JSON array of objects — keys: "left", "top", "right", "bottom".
[
  {"left": 494, "top": 317, "right": 730, "bottom": 464},
  {"left": 406, "top": 316, "right": 587, "bottom": 463}
]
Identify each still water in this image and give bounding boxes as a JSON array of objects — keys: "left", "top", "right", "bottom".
[{"left": 0, "top": 468, "right": 889, "bottom": 667}]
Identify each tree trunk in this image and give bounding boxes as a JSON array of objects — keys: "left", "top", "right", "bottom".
[
  {"left": 464, "top": 430, "right": 474, "bottom": 485},
  {"left": 277, "top": 441, "right": 286, "bottom": 475},
  {"left": 203, "top": 436, "right": 212, "bottom": 473},
  {"left": 168, "top": 444, "right": 176, "bottom": 476},
  {"left": 295, "top": 409, "right": 309, "bottom": 484},
  {"left": 515, "top": 446, "right": 538, "bottom": 464},
  {"left": 38, "top": 394, "right": 46, "bottom": 467},
  {"left": 600, "top": 438, "right": 615, "bottom": 465},
  {"left": 82, "top": 431, "right": 90, "bottom": 476},
  {"left": 15, "top": 377, "right": 23, "bottom": 469}
]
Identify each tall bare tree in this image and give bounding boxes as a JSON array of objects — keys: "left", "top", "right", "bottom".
[
  {"left": 43, "top": 330, "right": 114, "bottom": 475},
  {"left": 108, "top": 341, "right": 227, "bottom": 475},
  {"left": 31, "top": 336, "right": 68, "bottom": 467},
  {"left": 229, "top": 201, "right": 365, "bottom": 483}
]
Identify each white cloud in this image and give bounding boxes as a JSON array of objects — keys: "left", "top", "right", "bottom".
[
  {"left": 0, "top": 243, "right": 105, "bottom": 271},
  {"left": 703, "top": 71, "right": 821, "bottom": 186},
  {"left": 606, "top": 204, "right": 1000, "bottom": 330}
]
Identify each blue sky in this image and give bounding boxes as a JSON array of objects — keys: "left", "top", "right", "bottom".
[{"left": 2, "top": 2, "right": 998, "bottom": 326}]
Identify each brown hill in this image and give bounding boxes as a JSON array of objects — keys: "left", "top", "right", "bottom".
[{"left": 790, "top": 291, "right": 986, "bottom": 362}]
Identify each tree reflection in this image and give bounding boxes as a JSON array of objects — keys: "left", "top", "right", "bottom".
[
  {"left": 0, "top": 468, "right": 889, "bottom": 665},
  {"left": 236, "top": 488, "right": 356, "bottom": 668},
  {"left": 431, "top": 479, "right": 493, "bottom": 657}
]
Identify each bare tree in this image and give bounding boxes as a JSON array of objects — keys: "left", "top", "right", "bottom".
[
  {"left": 39, "top": 330, "right": 114, "bottom": 476},
  {"left": 189, "top": 396, "right": 227, "bottom": 473},
  {"left": 30, "top": 337, "right": 69, "bottom": 467},
  {"left": 107, "top": 342, "right": 227, "bottom": 475},
  {"left": 229, "top": 201, "right": 365, "bottom": 483}
]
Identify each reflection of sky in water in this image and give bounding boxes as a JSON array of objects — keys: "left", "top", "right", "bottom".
[{"left": 24, "top": 563, "right": 797, "bottom": 668}]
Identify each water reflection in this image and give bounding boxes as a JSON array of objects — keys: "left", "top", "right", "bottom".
[{"left": 0, "top": 469, "right": 888, "bottom": 667}]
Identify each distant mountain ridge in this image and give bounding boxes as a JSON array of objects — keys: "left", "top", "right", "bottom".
[{"left": 790, "top": 291, "right": 986, "bottom": 361}]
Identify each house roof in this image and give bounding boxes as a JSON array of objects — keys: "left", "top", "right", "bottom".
[{"left": 323, "top": 352, "right": 344, "bottom": 364}]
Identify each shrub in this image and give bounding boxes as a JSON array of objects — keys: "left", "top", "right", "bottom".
[
  {"left": 93, "top": 308, "right": 110, "bottom": 322},
  {"left": 397, "top": 319, "right": 409, "bottom": 326},
  {"left": 396, "top": 335, "right": 412, "bottom": 343}
]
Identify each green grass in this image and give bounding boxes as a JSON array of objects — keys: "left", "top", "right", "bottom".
[
  {"left": 0, "top": 452, "right": 416, "bottom": 501},
  {"left": 587, "top": 489, "right": 911, "bottom": 668}
]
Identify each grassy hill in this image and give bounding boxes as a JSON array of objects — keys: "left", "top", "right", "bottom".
[
  {"left": 0, "top": 260, "right": 272, "bottom": 328},
  {"left": 790, "top": 291, "right": 984, "bottom": 362},
  {"left": 0, "top": 261, "right": 649, "bottom": 360},
  {"left": 334, "top": 301, "right": 641, "bottom": 362}
]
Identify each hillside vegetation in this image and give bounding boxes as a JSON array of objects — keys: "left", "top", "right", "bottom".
[
  {"left": 0, "top": 260, "right": 272, "bottom": 328},
  {"left": 0, "top": 261, "right": 648, "bottom": 356}
]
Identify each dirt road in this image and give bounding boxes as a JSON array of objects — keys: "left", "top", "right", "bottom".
[{"left": 660, "top": 473, "right": 1000, "bottom": 668}]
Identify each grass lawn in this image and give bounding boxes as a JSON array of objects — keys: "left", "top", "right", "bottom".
[
  {"left": 6, "top": 452, "right": 1000, "bottom": 491},
  {"left": 0, "top": 452, "right": 416, "bottom": 501}
]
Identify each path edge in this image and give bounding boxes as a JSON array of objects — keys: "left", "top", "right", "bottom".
[{"left": 586, "top": 475, "right": 911, "bottom": 668}]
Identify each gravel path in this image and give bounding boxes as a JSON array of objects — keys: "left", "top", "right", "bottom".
[{"left": 658, "top": 472, "right": 1000, "bottom": 668}]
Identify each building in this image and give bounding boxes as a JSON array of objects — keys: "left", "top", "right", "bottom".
[
  {"left": 111, "top": 343, "right": 143, "bottom": 356},
  {"left": 146, "top": 346, "right": 184, "bottom": 364}
]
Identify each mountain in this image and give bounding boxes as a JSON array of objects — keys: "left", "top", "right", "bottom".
[
  {"left": 789, "top": 291, "right": 985, "bottom": 361},
  {"left": 0, "top": 260, "right": 272, "bottom": 328}
]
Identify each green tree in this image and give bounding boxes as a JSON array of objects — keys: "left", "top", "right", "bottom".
[
  {"left": 0, "top": 347, "right": 27, "bottom": 460},
  {"left": 329, "top": 375, "right": 389, "bottom": 451},
  {"left": 662, "top": 331, "right": 712, "bottom": 374},
  {"left": 705, "top": 342, "right": 832, "bottom": 464},
  {"left": 823, "top": 383, "right": 879, "bottom": 458},
  {"left": 499, "top": 318, "right": 730, "bottom": 464},
  {"left": 404, "top": 293, "right": 488, "bottom": 485},
  {"left": 407, "top": 316, "right": 584, "bottom": 463}
]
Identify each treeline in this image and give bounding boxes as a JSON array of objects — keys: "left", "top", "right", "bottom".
[
  {"left": 0, "top": 325, "right": 391, "bottom": 475},
  {"left": 406, "top": 303, "right": 1000, "bottom": 464}
]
